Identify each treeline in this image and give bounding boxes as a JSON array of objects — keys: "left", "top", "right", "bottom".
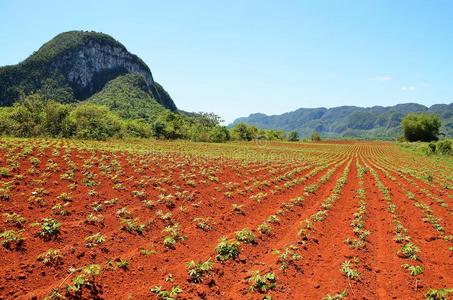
[{"left": 0, "top": 93, "right": 300, "bottom": 142}]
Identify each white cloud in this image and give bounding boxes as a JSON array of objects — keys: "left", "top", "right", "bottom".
[
  {"left": 374, "top": 75, "right": 392, "bottom": 81},
  {"left": 400, "top": 86, "right": 416, "bottom": 91}
]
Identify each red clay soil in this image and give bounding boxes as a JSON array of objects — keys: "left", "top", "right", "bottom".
[
  {"left": 366, "top": 160, "right": 453, "bottom": 290},
  {"left": 0, "top": 140, "right": 451, "bottom": 299}
]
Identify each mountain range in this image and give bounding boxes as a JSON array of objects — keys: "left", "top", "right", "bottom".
[{"left": 232, "top": 103, "right": 453, "bottom": 139}]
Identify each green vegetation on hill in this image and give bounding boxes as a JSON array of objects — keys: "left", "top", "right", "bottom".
[
  {"left": 29, "top": 31, "right": 144, "bottom": 68},
  {"left": 0, "top": 30, "right": 176, "bottom": 110},
  {"left": 0, "top": 93, "right": 301, "bottom": 143},
  {"left": 88, "top": 73, "right": 166, "bottom": 123},
  {"left": 232, "top": 103, "right": 453, "bottom": 139},
  {"left": 154, "top": 82, "right": 178, "bottom": 111}
]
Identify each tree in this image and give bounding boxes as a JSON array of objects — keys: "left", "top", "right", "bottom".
[
  {"left": 38, "top": 72, "right": 75, "bottom": 103},
  {"left": 122, "top": 119, "right": 152, "bottom": 138},
  {"left": 65, "top": 103, "right": 122, "bottom": 140},
  {"left": 7, "top": 93, "right": 46, "bottom": 137},
  {"left": 287, "top": 131, "right": 299, "bottom": 141},
  {"left": 402, "top": 113, "right": 441, "bottom": 142},
  {"left": 311, "top": 131, "right": 321, "bottom": 142},
  {"left": 209, "top": 126, "right": 230, "bottom": 143},
  {"left": 43, "top": 100, "right": 70, "bottom": 137},
  {"left": 189, "top": 112, "right": 222, "bottom": 142},
  {"left": 259, "top": 129, "right": 285, "bottom": 141},
  {"left": 151, "top": 111, "right": 190, "bottom": 140},
  {"left": 231, "top": 123, "right": 258, "bottom": 141}
]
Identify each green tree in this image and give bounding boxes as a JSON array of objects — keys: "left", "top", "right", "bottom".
[
  {"left": 311, "top": 131, "right": 321, "bottom": 142},
  {"left": 287, "top": 131, "right": 299, "bottom": 141},
  {"left": 259, "top": 129, "right": 286, "bottom": 141},
  {"left": 209, "top": 126, "right": 230, "bottom": 143},
  {"left": 122, "top": 119, "right": 152, "bottom": 138},
  {"left": 189, "top": 112, "right": 222, "bottom": 142},
  {"left": 7, "top": 93, "right": 46, "bottom": 137},
  {"left": 402, "top": 113, "right": 441, "bottom": 142},
  {"left": 65, "top": 103, "right": 122, "bottom": 140},
  {"left": 231, "top": 123, "right": 258, "bottom": 141},
  {"left": 38, "top": 72, "right": 75, "bottom": 103},
  {"left": 0, "top": 107, "right": 15, "bottom": 135},
  {"left": 151, "top": 111, "right": 190, "bottom": 140},
  {"left": 43, "top": 100, "right": 71, "bottom": 137}
]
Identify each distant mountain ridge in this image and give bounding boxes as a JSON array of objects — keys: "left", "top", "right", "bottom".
[{"left": 232, "top": 103, "right": 453, "bottom": 139}]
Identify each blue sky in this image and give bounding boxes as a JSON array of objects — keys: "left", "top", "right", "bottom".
[{"left": 1, "top": 1, "right": 452, "bottom": 123}]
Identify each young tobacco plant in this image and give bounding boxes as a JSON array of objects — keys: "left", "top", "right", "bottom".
[
  {"left": 66, "top": 264, "right": 101, "bottom": 295},
  {"left": 150, "top": 285, "right": 183, "bottom": 300},
  {"left": 340, "top": 259, "right": 361, "bottom": 281},
  {"left": 235, "top": 228, "right": 256, "bottom": 244},
  {"left": 247, "top": 270, "right": 277, "bottom": 293},
  {"left": 215, "top": 237, "right": 240, "bottom": 261},
  {"left": 186, "top": 258, "right": 215, "bottom": 283},
  {"left": 37, "top": 249, "right": 63, "bottom": 266}
]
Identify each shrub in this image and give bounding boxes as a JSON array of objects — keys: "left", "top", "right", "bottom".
[
  {"left": 43, "top": 100, "right": 70, "bottom": 137},
  {"left": 209, "top": 126, "right": 230, "bottom": 143},
  {"left": 1, "top": 94, "right": 46, "bottom": 137},
  {"left": 402, "top": 113, "right": 441, "bottom": 142},
  {"left": 311, "top": 131, "right": 321, "bottom": 141},
  {"left": 189, "top": 112, "right": 222, "bottom": 142},
  {"left": 231, "top": 123, "right": 258, "bottom": 141},
  {"left": 122, "top": 119, "right": 152, "bottom": 138},
  {"left": 437, "top": 140, "right": 452, "bottom": 155},
  {"left": 65, "top": 103, "right": 123, "bottom": 140},
  {"left": 287, "top": 131, "right": 299, "bottom": 141},
  {"left": 427, "top": 142, "right": 437, "bottom": 154},
  {"left": 151, "top": 111, "right": 190, "bottom": 140}
]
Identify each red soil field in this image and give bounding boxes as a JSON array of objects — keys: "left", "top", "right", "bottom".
[{"left": 0, "top": 138, "right": 451, "bottom": 299}]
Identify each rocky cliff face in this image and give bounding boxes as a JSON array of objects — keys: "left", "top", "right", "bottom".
[{"left": 51, "top": 39, "right": 155, "bottom": 99}]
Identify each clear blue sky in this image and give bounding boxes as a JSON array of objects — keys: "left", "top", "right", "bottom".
[{"left": 1, "top": 0, "right": 452, "bottom": 123}]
